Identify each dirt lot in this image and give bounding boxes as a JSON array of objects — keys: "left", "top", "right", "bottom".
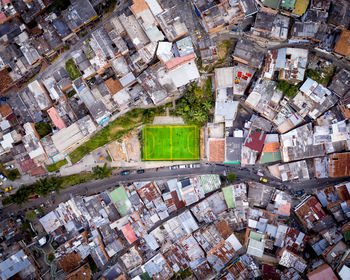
[{"left": 107, "top": 130, "right": 140, "bottom": 163}]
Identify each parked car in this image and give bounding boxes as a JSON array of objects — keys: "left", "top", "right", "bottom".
[
  {"left": 179, "top": 165, "right": 186, "bottom": 169},
  {"left": 0, "top": 173, "right": 7, "bottom": 181},
  {"left": 5, "top": 186, "right": 12, "bottom": 192},
  {"left": 32, "top": 195, "right": 40, "bottom": 199},
  {"left": 120, "top": 170, "right": 130, "bottom": 176},
  {"left": 169, "top": 165, "right": 178, "bottom": 170},
  {"left": 259, "top": 177, "right": 268, "bottom": 183},
  {"left": 194, "top": 29, "right": 201, "bottom": 39},
  {"left": 137, "top": 169, "right": 145, "bottom": 174},
  {"left": 293, "top": 190, "right": 305, "bottom": 197},
  {"left": 5, "top": 165, "right": 14, "bottom": 170},
  {"left": 0, "top": 191, "right": 4, "bottom": 197},
  {"left": 0, "top": 180, "right": 3, "bottom": 186}
]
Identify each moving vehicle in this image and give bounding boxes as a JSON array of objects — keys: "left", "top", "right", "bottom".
[
  {"left": 120, "top": 170, "right": 130, "bottom": 176},
  {"left": 5, "top": 186, "right": 12, "bottom": 192},
  {"left": 137, "top": 169, "right": 145, "bottom": 174},
  {"left": 259, "top": 177, "right": 268, "bottom": 183}
]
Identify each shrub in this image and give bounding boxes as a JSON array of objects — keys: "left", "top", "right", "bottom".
[
  {"left": 227, "top": 173, "right": 237, "bottom": 183},
  {"left": 35, "top": 122, "right": 51, "bottom": 138}
]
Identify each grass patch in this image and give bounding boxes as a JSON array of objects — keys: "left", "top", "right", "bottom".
[
  {"left": 105, "top": 153, "right": 112, "bottom": 162},
  {"left": 35, "top": 121, "right": 52, "bottom": 138},
  {"left": 0, "top": 164, "right": 21, "bottom": 181},
  {"left": 306, "top": 68, "right": 335, "bottom": 87},
  {"left": 61, "top": 172, "right": 95, "bottom": 187},
  {"left": 69, "top": 108, "right": 156, "bottom": 164},
  {"left": 46, "top": 159, "right": 68, "bottom": 172},
  {"left": 171, "top": 268, "right": 193, "bottom": 280},
  {"left": 67, "top": 89, "right": 76, "bottom": 98},
  {"left": 277, "top": 80, "right": 299, "bottom": 98},
  {"left": 143, "top": 125, "right": 199, "bottom": 161},
  {"left": 65, "top": 58, "right": 81, "bottom": 80},
  {"left": 103, "top": 0, "right": 119, "bottom": 17},
  {"left": 140, "top": 272, "right": 152, "bottom": 280},
  {"left": 217, "top": 40, "right": 231, "bottom": 61}
]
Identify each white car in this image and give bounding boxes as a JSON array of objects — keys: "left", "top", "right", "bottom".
[
  {"left": 169, "top": 165, "right": 178, "bottom": 170},
  {"left": 5, "top": 165, "right": 14, "bottom": 170},
  {"left": 179, "top": 165, "right": 186, "bottom": 169}
]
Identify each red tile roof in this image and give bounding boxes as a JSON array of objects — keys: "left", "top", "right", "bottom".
[
  {"left": 0, "top": 12, "right": 6, "bottom": 24},
  {"left": 17, "top": 156, "right": 36, "bottom": 173},
  {"left": 137, "top": 182, "right": 161, "bottom": 204},
  {"left": 244, "top": 131, "right": 266, "bottom": 152},
  {"left": 329, "top": 152, "right": 350, "bottom": 178},
  {"left": 262, "top": 264, "right": 280, "bottom": 280},
  {"left": 121, "top": 224, "right": 138, "bottom": 244},
  {"left": 0, "top": 103, "right": 12, "bottom": 118},
  {"left": 47, "top": 107, "right": 66, "bottom": 130},
  {"left": 29, "top": 166, "right": 47, "bottom": 176},
  {"left": 165, "top": 54, "right": 195, "bottom": 70},
  {"left": 209, "top": 139, "right": 225, "bottom": 162},
  {"left": 307, "top": 263, "right": 337, "bottom": 280}
]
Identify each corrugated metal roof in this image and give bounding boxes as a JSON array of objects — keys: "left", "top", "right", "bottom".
[{"left": 0, "top": 250, "right": 32, "bottom": 280}]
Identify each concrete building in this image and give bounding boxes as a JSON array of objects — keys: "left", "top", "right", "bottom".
[{"left": 51, "top": 115, "right": 96, "bottom": 154}]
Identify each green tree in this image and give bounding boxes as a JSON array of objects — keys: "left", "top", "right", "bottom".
[
  {"left": 277, "top": 80, "right": 299, "bottom": 98},
  {"left": 35, "top": 122, "right": 52, "bottom": 138},
  {"left": 7, "top": 169, "right": 20, "bottom": 181},
  {"left": 174, "top": 78, "right": 214, "bottom": 126},
  {"left": 92, "top": 163, "right": 111, "bottom": 179},
  {"left": 47, "top": 253, "right": 55, "bottom": 263},
  {"left": 277, "top": 80, "right": 290, "bottom": 92},
  {"left": 25, "top": 210, "right": 37, "bottom": 221},
  {"left": 3, "top": 184, "right": 33, "bottom": 205},
  {"left": 35, "top": 176, "right": 63, "bottom": 197},
  {"left": 287, "top": 85, "right": 299, "bottom": 97},
  {"left": 227, "top": 173, "right": 237, "bottom": 183}
]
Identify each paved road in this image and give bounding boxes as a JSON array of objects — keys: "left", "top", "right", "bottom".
[
  {"left": 2, "top": 163, "right": 349, "bottom": 216},
  {"left": 2, "top": 165, "right": 227, "bottom": 215}
]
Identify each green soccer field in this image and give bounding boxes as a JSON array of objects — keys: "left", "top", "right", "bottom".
[{"left": 142, "top": 125, "right": 200, "bottom": 161}]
